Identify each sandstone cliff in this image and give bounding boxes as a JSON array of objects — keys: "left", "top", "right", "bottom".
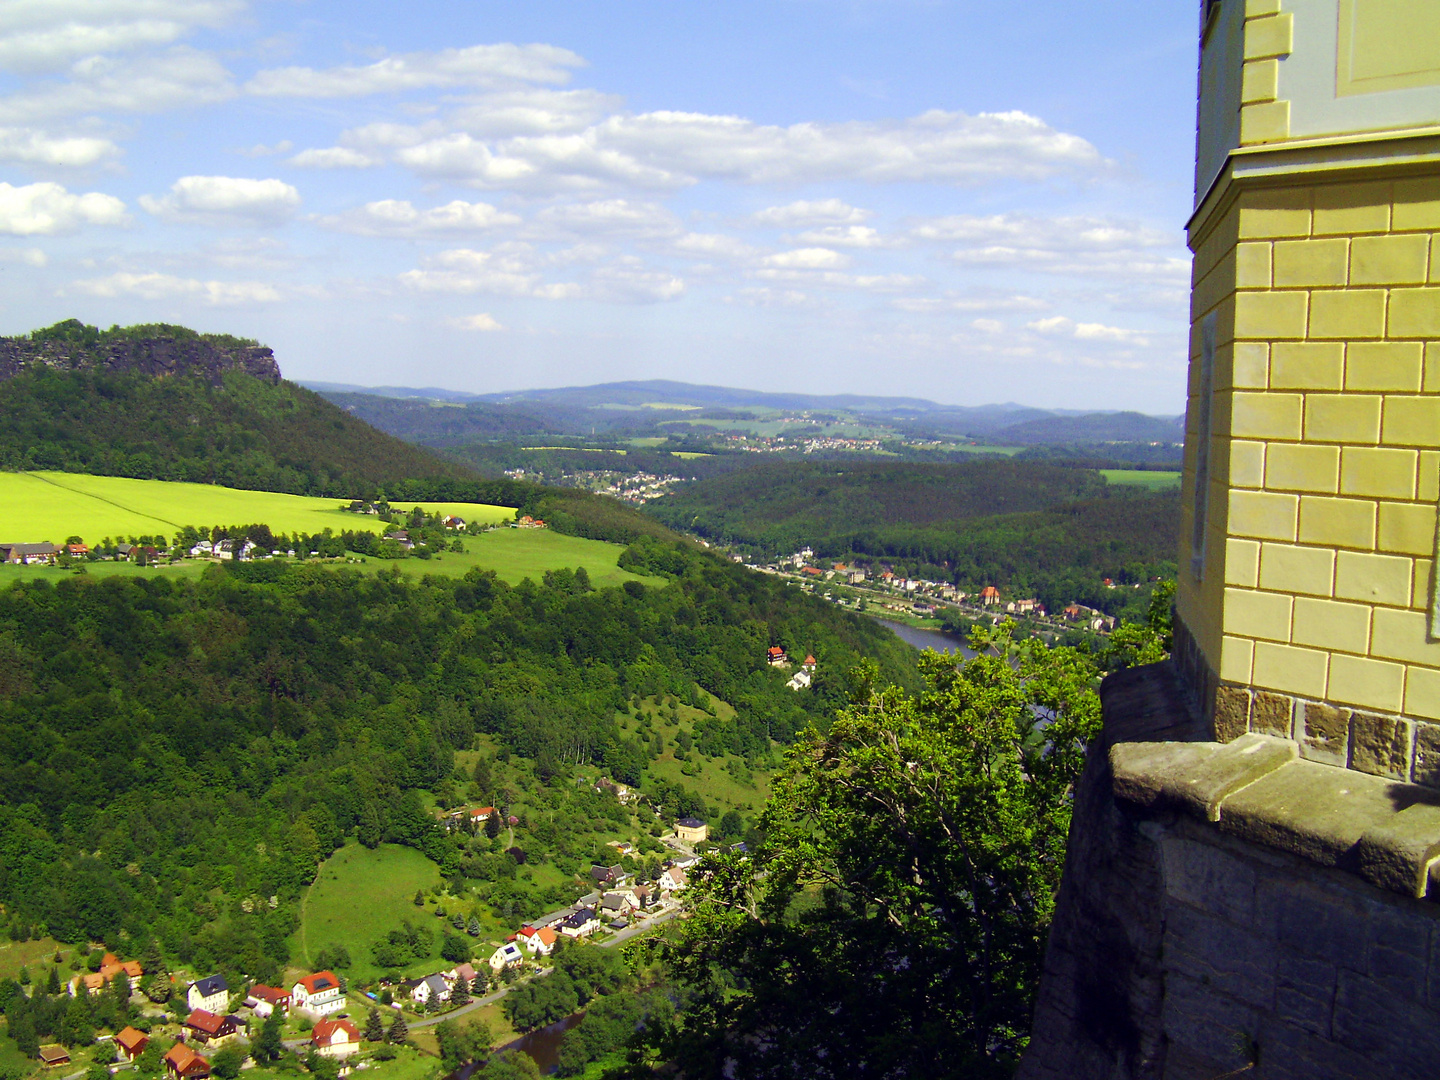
[{"left": 0, "top": 319, "right": 280, "bottom": 385}]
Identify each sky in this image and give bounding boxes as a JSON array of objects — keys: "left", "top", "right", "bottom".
[{"left": 0, "top": 1, "right": 1202, "bottom": 411}]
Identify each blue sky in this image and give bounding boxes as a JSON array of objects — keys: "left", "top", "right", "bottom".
[{"left": 0, "top": 1, "right": 1200, "bottom": 410}]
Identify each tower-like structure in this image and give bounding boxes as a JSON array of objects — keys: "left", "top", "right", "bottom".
[{"left": 1178, "top": 0, "right": 1440, "bottom": 781}]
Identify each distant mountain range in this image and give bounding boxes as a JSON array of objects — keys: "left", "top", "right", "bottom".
[{"left": 303, "top": 379, "right": 1183, "bottom": 446}]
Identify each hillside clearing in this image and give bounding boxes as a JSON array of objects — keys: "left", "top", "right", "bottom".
[
  {"left": 296, "top": 843, "right": 442, "bottom": 983},
  {"left": 1099, "top": 469, "right": 1180, "bottom": 490}
]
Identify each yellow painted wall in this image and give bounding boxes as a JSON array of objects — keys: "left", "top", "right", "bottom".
[{"left": 1182, "top": 175, "right": 1440, "bottom": 722}]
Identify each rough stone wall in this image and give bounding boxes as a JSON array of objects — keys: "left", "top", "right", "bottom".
[
  {"left": 1020, "top": 662, "right": 1440, "bottom": 1080},
  {"left": 0, "top": 335, "right": 280, "bottom": 385}
]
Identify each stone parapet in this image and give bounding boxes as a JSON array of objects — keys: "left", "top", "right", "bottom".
[{"left": 1020, "top": 661, "right": 1440, "bottom": 1080}]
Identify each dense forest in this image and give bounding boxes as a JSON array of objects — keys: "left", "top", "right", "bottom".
[
  {"left": 0, "top": 537, "right": 913, "bottom": 976},
  {"left": 643, "top": 460, "right": 1111, "bottom": 552}
]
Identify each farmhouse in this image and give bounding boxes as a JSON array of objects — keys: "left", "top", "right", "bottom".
[
  {"left": 115, "top": 1027, "right": 148, "bottom": 1061},
  {"left": 447, "top": 963, "right": 478, "bottom": 986},
  {"left": 766, "top": 646, "right": 787, "bottom": 666},
  {"left": 187, "top": 975, "right": 229, "bottom": 1015},
  {"left": 163, "top": 1043, "right": 211, "bottom": 1079},
  {"left": 0, "top": 542, "right": 59, "bottom": 565},
  {"left": 310, "top": 1018, "right": 361, "bottom": 1059},
  {"left": 184, "top": 1009, "right": 238, "bottom": 1045},
  {"left": 291, "top": 971, "right": 345, "bottom": 1016},
  {"left": 675, "top": 817, "right": 708, "bottom": 844}
]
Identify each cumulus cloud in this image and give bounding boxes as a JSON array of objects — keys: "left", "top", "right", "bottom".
[
  {"left": 140, "top": 176, "right": 300, "bottom": 226},
  {"left": 449, "top": 313, "right": 505, "bottom": 331},
  {"left": 792, "top": 225, "right": 888, "bottom": 248},
  {"left": 911, "top": 213, "right": 1187, "bottom": 279},
  {"left": 0, "top": 127, "right": 118, "bottom": 166},
  {"left": 750, "top": 199, "right": 871, "bottom": 227},
  {"left": 447, "top": 88, "right": 622, "bottom": 137},
  {"left": 68, "top": 271, "right": 280, "bottom": 305},
  {"left": 0, "top": 47, "right": 236, "bottom": 121},
  {"left": 399, "top": 246, "right": 575, "bottom": 299},
  {"left": 354, "top": 107, "right": 1102, "bottom": 192},
  {"left": 317, "top": 199, "right": 520, "bottom": 236},
  {"left": 0, "top": 0, "right": 242, "bottom": 74},
  {"left": 236, "top": 140, "right": 292, "bottom": 158},
  {"left": 0, "top": 181, "right": 127, "bottom": 235},
  {"left": 1026, "top": 315, "right": 1150, "bottom": 346},
  {"left": 289, "top": 147, "right": 381, "bottom": 169},
  {"left": 762, "top": 247, "right": 850, "bottom": 270},
  {"left": 246, "top": 44, "right": 585, "bottom": 97},
  {"left": 533, "top": 199, "right": 679, "bottom": 239},
  {"left": 892, "top": 292, "right": 1048, "bottom": 313}
]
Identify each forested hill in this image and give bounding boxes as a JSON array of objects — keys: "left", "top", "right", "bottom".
[
  {"left": 0, "top": 538, "right": 914, "bottom": 964},
  {"left": 0, "top": 320, "right": 475, "bottom": 499},
  {"left": 643, "top": 459, "right": 1110, "bottom": 554}
]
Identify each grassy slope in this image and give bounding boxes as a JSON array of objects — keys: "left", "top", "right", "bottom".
[
  {"left": 296, "top": 843, "right": 442, "bottom": 983},
  {"left": 0, "top": 471, "right": 512, "bottom": 542}
]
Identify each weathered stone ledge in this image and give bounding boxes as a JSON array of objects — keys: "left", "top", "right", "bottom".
[{"left": 1113, "top": 732, "right": 1440, "bottom": 899}]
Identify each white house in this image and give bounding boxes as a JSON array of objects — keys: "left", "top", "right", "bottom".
[
  {"left": 410, "top": 974, "right": 449, "bottom": 1006},
  {"left": 310, "top": 1018, "right": 360, "bottom": 1059},
  {"left": 518, "top": 926, "right": 558, "bottom": 956},
  {"left": 489, "top": 942, "right": 524, "bottom": 972},
  {"left": 291, "top": 971, "right": 345, "bottom": 1016},
  {"left": 187, "top": 975, "right": 229, "bottom": 1015},
  {"left": 558, "top": 907, "right": 600, "bottom": 939},
  {"left": 659, "top": 866, "right": 688, "bottom": 893}
]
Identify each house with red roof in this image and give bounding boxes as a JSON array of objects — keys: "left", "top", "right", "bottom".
[
  {"left": 767, "top": 646, "right": 787, "bottom": 666},
  {"left": 518, "top": 925, "right": 558, "bottom": 956},
  {"left": 115, "top": 1028, "right": 148, "bottom": 1062},
  {"left": 184, "top": 1009, "right": 238, "bottom": 1045},
  {"left": 164, "top": 1043, "right": 211, "bottom": 1079},
  {"left": 979, "top": 586, "right": 1001, "bottom": 606},
  {"left": 291, "top": 971, "right": 344, "bottom": 1016},
  {"left": 311, "top": 1018, "right": 361, "bottom": 1059},
  {"left": 246, "top": 985, "right": 290, "bottom": 1018}
]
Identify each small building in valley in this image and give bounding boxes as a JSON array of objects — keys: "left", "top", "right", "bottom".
[{"left": 675, "top": 817, "right": 708, "bottom": 844}]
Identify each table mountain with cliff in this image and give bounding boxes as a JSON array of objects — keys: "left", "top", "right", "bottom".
[{"left": 0, "top": 320, "right": 473, "bottom": 498}]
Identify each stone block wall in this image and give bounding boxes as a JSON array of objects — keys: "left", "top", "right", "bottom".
[{"left": 1020, "top": 663, "right": 1440, "bottom": 1080}]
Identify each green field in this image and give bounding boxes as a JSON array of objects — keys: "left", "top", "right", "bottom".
[
  {"left": 0, "top": 471, "right": 513, "bottom": 544},
  {"left": 296, "top": 843, "right": 443, "bottom": 983},
  {"left": 358, "top": 528, "right": 664, "bottom": 588},
  {"left": 1100, "top": 469, "right": 1181, "bottom": 490}
]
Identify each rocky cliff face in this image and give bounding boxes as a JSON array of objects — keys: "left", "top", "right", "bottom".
[{"left": 0, "top": 330, "right": 281, "bottom": 385}]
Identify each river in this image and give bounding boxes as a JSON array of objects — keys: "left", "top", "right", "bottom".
[
  {"left": 455, "top": 1012, "right": 585, "bottom": 1078},
  {"left": 872, "top": 616, "right": 977, "bottom": 658}
]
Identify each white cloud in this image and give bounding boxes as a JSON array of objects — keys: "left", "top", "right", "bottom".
[
  {"left": 399, "top": 246, "right": 571, "bottom": 299},
  {"left": 369, "top": 107, "right": 1102, "bottom": 192},
  {"left": 288, "top": 147, "right": 382, "bottom": 169},
  {"left": 246, "top": 44, "right": 585, "bottom": 98},
  {"left": 449, "top": 313, "right": 505, "bottom": 331},
  {"left": 726, "top": 287, "right": 812, "bottom": 307},
  {"left": 0, "top": 181, "right": 127, "bottom": 235},
  {"left": 447, "top": 88, "right": 622, "bottom": 137},
  {"left": 763, "top": 247, "right": 850, "bottom": 270},
  {"left": 140, "top": 176, "right": 300, "bottom": 226},
  {"left": 971, "top": 318, "right": 1004, "bottom": 334},
  {"left": 586, "top": 261, "right": 685, "bottom": 303},
  {"left": 793, "top": 225, "right": 888, "bottom": 248},
  {"left": 0, "top": 1, "right": 243, "bottom": 74},
  {"left": 911, "top": 212, "right": 1188, "bottom": 279},
  {"left": 892, "top": 292, "right": 1048, "bottom": 313},
  {"left": 68, "top": 271, "right": 281, "bottom": 305},
  {"left": 750, "top": 199, "right": 871, "bottom": 227},
  {"left": 1026, "top": 315, "right": 1150, "bottom": 346},
  {"left": 0, "top": 127, "right": 118, "bottom": 166},
  {"left": 317, "top": 199, "right": 520, "bottom": 236},
  {"left": 0, "top": 47, "right": 236, "bottom": 121},
  {"left": 755, "top": 267, "right": 923, "bottom": 292},
  {"left": 669, "top": 232, "right": 759, "bottom": 260},
  {"left": 236, "top": 140, "right": 292, "bottom": 158}
]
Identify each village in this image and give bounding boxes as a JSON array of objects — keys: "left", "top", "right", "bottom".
[
  {"left": 6, "top": 811, "right": 714, "bottom": 1080},
  {"left": 747, "top": 546, "right": 1131, "bottom": 639}
]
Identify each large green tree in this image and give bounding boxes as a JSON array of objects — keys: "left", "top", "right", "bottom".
[{"left": 658, "top": 623, "right": 1105, "bottom": 1079}]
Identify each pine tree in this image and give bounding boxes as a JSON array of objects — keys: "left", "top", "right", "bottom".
[
  {"left": 467, "top": 916, "right": 481, "bottom": 937},
  {"left": 387, "top": 1014, "right": 408, "bottom": 1044},
  {"left": 413, "top": 890, "right": 425, "bottom": 906},
  {"left": 471, "top": 974, "right": 488, "bottom": 997},
  {"left": 484, "top": 813, "right": 502, "bottom": 840},
  {"left": 254, "top": 1009, "right": 285, "bottom": 1062},
  {"left": 364, "top": 1008, "right": 385, "bottom": 1043},
  {"left": 46, "top": 966, "right": 61, "bottom": 994}
]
